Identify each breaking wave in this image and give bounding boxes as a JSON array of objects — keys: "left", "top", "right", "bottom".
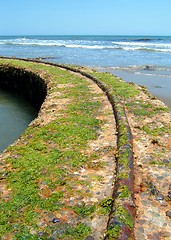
[
  {"left": 112, "top": 41, "right": 171, "bottom": 53},
  {"left": 0, "top": 37, "right": 171, "bottom": 53}
]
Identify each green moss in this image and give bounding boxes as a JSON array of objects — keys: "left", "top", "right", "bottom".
[
  {"left": 149, "top": 160, "right": 171, "bottom": 167},
  {"left": 87, "top": 161, "right": 105, "bottom": 170},
  {"left": 115, "top": 206, "right": 134, "bottom": 229},
  {"left": 118, "top": 172, "right": 129, "bottom": 180},
  {"left": 3, "top": 58, "right": 169, "bottom": 238},
  {"left": 90, "top": 71, "right": 140, "bottom": 99},
  {"left": 2, "top": 59, "right": 136, "bottom": 239},
  {"left": 0, "top": 59, "right": 104, "bottom": 237},
  {"left": 12, "top": 231, "right": 40, "bottom": 240},
  {"left": 118, "top": 185, "right": 131, "bottom": 199},
  {"left": 126, "top": 100, "right": 169, "bottom": 117},
  {"left": 141, "top": 125, "right": 170, "bottom": 136},
  {"left": 118, "top": 148, "right": 131, "bottom": 168},
  {"left": 65, "top": 223, "right": 92, "bottom": 239},
  {"left": 72, "top": 203, "right": 96, "bottom": 217},
  {"left": 99, "top": 197, "right": 113, "bottom": 214},
  {"left": 107, "top": 225, "right": 121, "bottom": 239}
]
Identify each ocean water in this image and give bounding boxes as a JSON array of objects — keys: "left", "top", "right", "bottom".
[
  {"left": 0, "top": 89, "right": 37, "bottom": 152},
  {"left": 0, "top": 35, "right": 171, "bottom": 108}
]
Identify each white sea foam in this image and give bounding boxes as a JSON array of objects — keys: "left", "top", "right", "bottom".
[
  {"left": 112, "top": 41, "right": 171, "bottom": 53},
  {"left": 0, "top": 37, "right": 171, "bottom": 53},
  {"left": 112, "top": 41, "right": 171, "bottom": 47},
  {"left": 0, "top": 38, "right": 119, "bottom": 50}
]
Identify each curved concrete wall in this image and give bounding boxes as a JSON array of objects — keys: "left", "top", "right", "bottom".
[{"left": 0, "top": 65, "right": 47, "bottom": 112}]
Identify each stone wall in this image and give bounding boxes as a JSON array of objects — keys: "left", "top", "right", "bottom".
[{"left": 0, "top": 65, "right": 47, "bottom": 112}]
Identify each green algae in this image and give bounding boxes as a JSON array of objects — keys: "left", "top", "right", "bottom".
[
  {"left": 118, "top": 185, "right": 131, "bottom": 199},
  {"left": 106, "top": 205, "right": 134, "bottom": 239},
  {"left": 1, "top": 58, "right": 137, "bottom": 239},
  {"left": 126, "top": 100, "right": 169, "bottom": 117},
  {"left": 141, "top": 125, "right": 170, "bottom": 136},
  {"left": 106, "top": 225, "right": 122, "bottom": 239},
  {"left": 72, "top": 203, "right": 96, "bottom": 217},
  {"left": 118, "top": 171, "right": 129, "bottom": 180},
  {"left": 0, "top": 59, "right": 103, "bottom": 238},
  {"left": 99, "top": 197, "right": 113, "bottom": 215},
  {"left": 89, "top": 71, "right": 140, "bottom": 99},
  {"left": 115, "top": 206, "right": 134, "bottom": 229},
  {"left": 1, "top": 58, "right": 170, "bottom": 239}
]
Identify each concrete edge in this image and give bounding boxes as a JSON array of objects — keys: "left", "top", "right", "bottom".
[{"left": 0, "top": 57, "right": 136, "bottom": 239}]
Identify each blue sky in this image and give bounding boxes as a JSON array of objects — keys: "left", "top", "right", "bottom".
[{"left": 1, "top": 0, "right": 171, "bottom": 36}]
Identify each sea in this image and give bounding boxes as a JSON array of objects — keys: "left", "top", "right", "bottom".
[{"left": 0, "top": 35, "right": 171, "bottom": 109}]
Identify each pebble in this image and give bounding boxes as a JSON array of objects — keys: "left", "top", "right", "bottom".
[
  {"left": 86, "top": 189, "right": 90, "bottom": 193},
  {"left": 141, "top": 200, "right": 150, "bottom": 207},
  {"left": 52, "top": 218, "right": 60, "bottom": 223},
  {"left": 52, "top": 229, "right": 65, "bottom": 237},
  {"left": 37, "top": 221, "right": 46, "bottom": 227},
  {"left": 77, "top": 196, "right": 84, "bottom": 200},
  {"left": 0, "top": 172, "right": 8, "bottom": 179},
  {"left": 163, "top": 159, "right": 170, "bottom": 164},
  {"left": 166, "top": 211, "right": 171, "bottom": 218},
  {"left": 137, "top": 227, "right": 144, "bottom": 233},
  {"left": 162, "top": 182, "right": 168, "bottom": 189},
  {"left": 82, "top": 175, "right": 87, "bottom": 179},
  {"left": 137, "top": 219, "right": 146, "bottom": 225},
  {"left": 91, "top": 197, "right": 98, "bottom": 203},
  {"left": 167, "top": 191, "right": 171, "bottom": 199},
  {"left": 156, "top": 193, "right": 164, "bottom": 201},
  {"left": 157, "top": 176, "right": 164, "bottom": 180},
  {"left": 150, "top": 188, "right": 158, "bottom": 195},
  {"left": 37, "top": 232, "right": 49, "bottom": 237},
  {"left": 85, "top": 237, "right": 94, "bottom": 240},
  {"left": 94, "top": 147, "right": 99, "bottom": 151},
  {"left": 96, "top": 191, "right": 101, "bottom": 195}
]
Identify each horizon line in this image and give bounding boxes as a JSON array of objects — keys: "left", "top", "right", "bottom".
[{"left": 0, "top": 34, "right": 171, "bottom": 37}]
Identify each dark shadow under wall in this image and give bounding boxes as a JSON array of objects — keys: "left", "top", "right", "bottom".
[{"left": 0, "top": 65, "right": 47, "bottom": 112}]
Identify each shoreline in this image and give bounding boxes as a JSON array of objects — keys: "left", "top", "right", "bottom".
[
  {"left": 105, "top": 69, "right": 171, "bottom": 111},
  {"left": 155, "top": 94, "right": 171, "bottom": 111}
]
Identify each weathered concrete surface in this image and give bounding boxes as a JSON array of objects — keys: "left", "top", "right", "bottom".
[{"left": 0, "top": 58, "right": 170, "bottom": 239}]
